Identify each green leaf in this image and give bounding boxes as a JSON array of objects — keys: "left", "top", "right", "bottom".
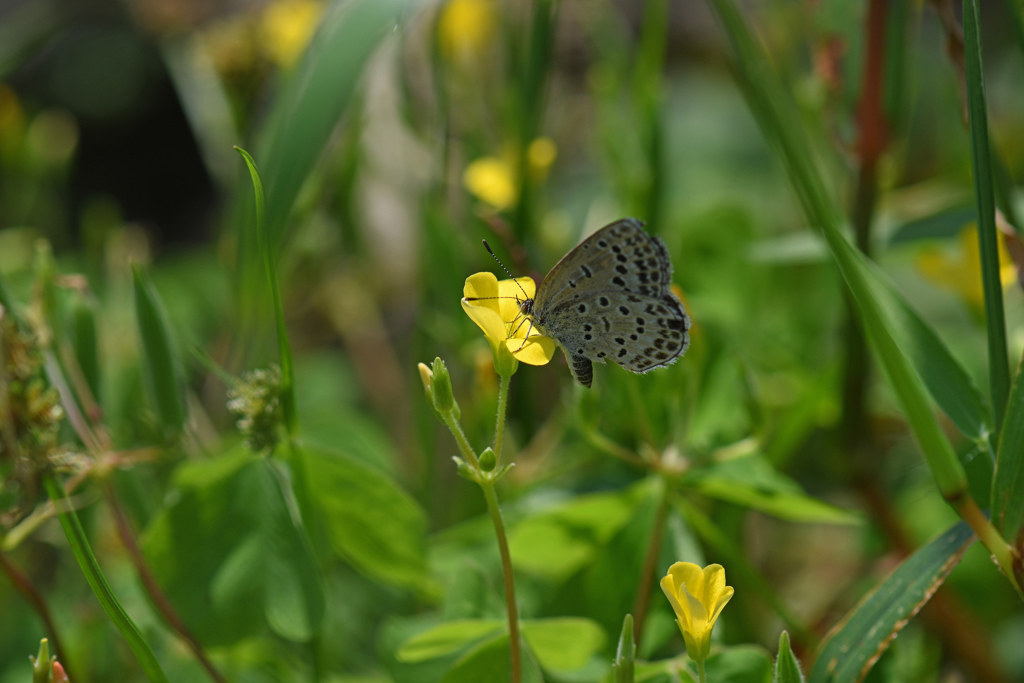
[
  {"left": 521, "top": 617, "right": 606, "bottom": 673},
  {"left": 963, "top": 0, "right": 1011, "bottom": 429},
  {"left": 132, "top": 263, "right": 186, "bottom": 436},
  {"left": 634, "top": 656, "right": 696, "bottom": 683},
  {"left": 686, "top": 455, "right": 861, "bottom": 525},
  {"left": 774, "top": 632, "right": 805, "bottom": 683},
  {"left": 396, "top": 620, "right": 504, "bottom": 662},
  {"left": 440, "top": 634, "right": 544, "bottom": 683},
  {"left": 993, "top": 360, "right": 1024, "bottom": 544},
  {"left": 808, "top": 521, "right": 974, "bottom": 683},
  {"left": 235, "top": 146, "right": 297, "bottom": 438},
  {"left": 613, "top": 615, "right": 636, "bottom": 683},
  {"left": 887, "top": 205, "right": 974, "bottom": 245},
  {"left": 141, "top": 448, "right": 325, "bottom": 645},
  {"left": 508, "top": 487, "right": 641, "bottom": 582},
  {"left": 863, "top": 258, "right": 993, "bottom": 449},
  {"left": 300, "top": 442, "right": 435, "bottom": 595},
  {"left": 244, "top": 0, "right": 417, "bottom": 249}
]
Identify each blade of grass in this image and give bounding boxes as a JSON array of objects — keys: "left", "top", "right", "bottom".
[
  {"left": 42, "top": 473, "right": 169, "bottom": 683},
  {"left": 235, "top": 147, "right": 297, "bottom": 439},
  {"left": 963, "top": 0, "right": 1010, "bottom": 430},
  {"left": 706, "top": 0, "right": 1019, "bottom": 591},
  {"left": 133, "top": 264, "right": 186, "bottom": 438},
  {"left": 807, "top": 521, "right": 975, "bottom": 683}
]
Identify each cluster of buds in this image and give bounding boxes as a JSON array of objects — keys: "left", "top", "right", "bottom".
[
  {"left": 226, "top": 365, "right": 283, "bottom": 453},
  {"left": 1, "top": 309, "right": 65, "bottom": 526}
]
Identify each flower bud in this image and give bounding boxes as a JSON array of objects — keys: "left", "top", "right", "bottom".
[
  {"left": 430, "top": 357, "right": 456, "bottom": 414},
  {"left": 478, "top": 447, "right": 496, "bottom": 472}
]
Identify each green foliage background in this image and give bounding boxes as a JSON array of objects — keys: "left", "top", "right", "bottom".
[{"left": 0, "top": 0, "right": 1023, "bottom": 681}]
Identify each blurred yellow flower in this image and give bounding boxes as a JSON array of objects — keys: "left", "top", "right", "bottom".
[
  {"left": 437, "top": 0, "right": 495, "bottom": 63},
  {"left": 262, "top": 0, "right": 324, "bottom": 67},
  {"left": 917, "top": 224, "right": 1017, "bottom": 311},
  {"left": 527, "top": 137, "right": 557, "bottom": 180},
  {"left": 462, "top": 272, "right": 555, "bottom": 376},
  {"left": 463, "top": 157, "right": 517, "bottom": 211},
  {"left": 660, "top": 562, "right": 734, "bottom": 663}
]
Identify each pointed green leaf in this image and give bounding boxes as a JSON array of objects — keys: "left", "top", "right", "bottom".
[
  {"left": 808, "top": 522, "right": 974, "bottom": 683},
  {"left": 613, "top": 614, "right": 636, "bottom": 683},
  {"left": 774, "top": 632, "right": 805, "bottom": 683}
]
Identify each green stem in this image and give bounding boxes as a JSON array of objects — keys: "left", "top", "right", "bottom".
[
  {"left": 631, "top": 487, "right": 668, "bottom": 643},
  {"left": 962, "top": 0, "right": 1011, "bottom": 430},
  {"left": 42, "top": 473, "right": 169, "bottom": 683},
  {"left": 481, "top": 481, "right": 522, "bottom": 683},
  {"left": 697, "top": 659, "right": 707, "bottom": 683},
  {"left": 442, "top": 412, "right": 480, "bottom": 468},
  {"left": 494, "top": 374, "right": 511, "bottom": 464}
]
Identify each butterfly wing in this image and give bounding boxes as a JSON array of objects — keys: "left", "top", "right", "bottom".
[{"left": 532, "top": 219, "right": 689, "bottom": 386}]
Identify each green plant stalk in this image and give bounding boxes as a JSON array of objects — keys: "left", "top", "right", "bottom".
[
  {"left": 235, "top": 147, "right": 298, "bottom": 439},
  {"left": 697, "top": 659, "right": 707, "bottom": 683},
  {"left": 481, "top": 480, "right": 522, "bottom": 683},
  {"left": 707, "top": 0, "right": 965, "bottom": 495},
  {"left": 631, "top": 488, "right": 668, "bottom": 643},
  {"left": 706, "top": 0, "right": 1018, "bottom": 587},
  {"left": 442, "top": 393, "right": 521, "bottom": 681},
  {"left": 42, "top": 473, "right": 169, "bottom": 683},
  {"left": 963, "top": 0, "right": 1011, "bottom": 430},
  {"left": 494, "top": 373, "right": 511, "bottom": 464}
]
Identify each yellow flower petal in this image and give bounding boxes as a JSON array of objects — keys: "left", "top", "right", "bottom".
[
  {"left": 261, "top": 0, "right": 324, "bottom": 67},
  {"left": 464, "top": 157, "right": 517, "bottom": 211},
  {"left": 461, "top": 297, "right": 506, "bottom": 349},
  {"left": 506, "top": 335, "right": 555, "bottom": 365},
  {"left": 661, "top": 561, "right": 733, "bottom": 663}
]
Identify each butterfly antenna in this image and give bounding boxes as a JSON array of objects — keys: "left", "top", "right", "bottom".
[{"left": 482, "top": 239, "right": 532, "bottom": 300}]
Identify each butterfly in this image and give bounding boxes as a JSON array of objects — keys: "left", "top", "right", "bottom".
[{"left": 502, "top": 218, "right": 690, "bottom": 387}]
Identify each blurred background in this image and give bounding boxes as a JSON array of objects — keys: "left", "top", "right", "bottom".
[{"left": 1, "top": 0, "right": 1023, "bottom": 680}]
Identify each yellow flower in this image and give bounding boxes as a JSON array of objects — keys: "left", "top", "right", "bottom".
[
  {"left": 527, "top": 137, "right": 557, "bottom": 180},
  {"left": 463, "top": 157, "right": 517, "bottom": 211},
  {"left": 437, "top": 0, "right": 495, "bottom": 63},
  {"left": 916, "top": 224, "right": 1017, "bottom": 312},
  {"left": 660, "top": 562, "right": 734, "bottom": 663},
  {"left": 462, "top": 272, "right": 555, "bottom": 376},
  {"left": 261, "top": 0, "right": 324, "bottom": 67}
]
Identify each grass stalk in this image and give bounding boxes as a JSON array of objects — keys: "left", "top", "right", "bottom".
[{"left": 42, "top": 473, "right": 169, "bottom": 683}]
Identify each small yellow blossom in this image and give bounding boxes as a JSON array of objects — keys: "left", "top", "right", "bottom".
[
  {"left": 527, "top": 137, "right": 557, "bottom": 180},
  {"left": 917, "top": 224, "right": 1017, "bottom": 312},
  {"left": 463, "top": 157, "right": 517, "bottom": 211},
  {"left": 261, "top": 0, "right": 324, "bottom": 67},
  {"left": 462, "top": 272, "right": 555, "bottom": 376},
  {"left": 660, "top": 562, "right": 734, "bottom": 663},
  {"left": 437, "top": 0, "right": 495, "bottom": 63}
]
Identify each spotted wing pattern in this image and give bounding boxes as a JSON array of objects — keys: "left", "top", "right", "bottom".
[{"left": 531, "top": 218, "right": 690, "bottom": 387}]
